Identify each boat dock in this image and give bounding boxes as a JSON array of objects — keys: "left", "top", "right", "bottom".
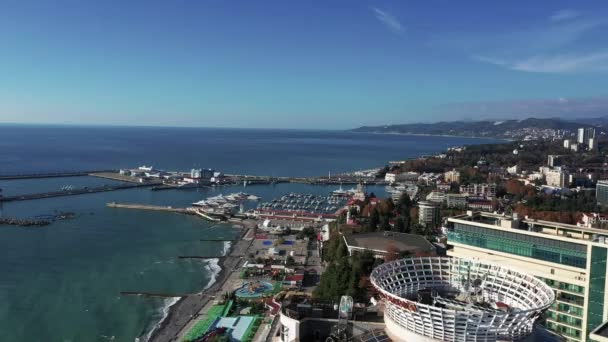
[{"left": 0, "top": 183, "right": 160, "bottom": 202}]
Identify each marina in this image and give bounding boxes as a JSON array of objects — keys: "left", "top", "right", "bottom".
[
  {"left": 256, "top": 193, "right": 346, "bottom": 215},
  {"left": 191, "top": 192, "right": 260, "bottom": 216}
]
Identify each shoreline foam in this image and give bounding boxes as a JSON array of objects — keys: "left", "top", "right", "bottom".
[
  {"left": 203, "top": 258, "right": 222, "bottom": 290},
  {"left": 145, "top": 233, "right": 239, "bottom": 342},
  {"left": 144, "top": 296, "right": 181, "bottom": 342}
]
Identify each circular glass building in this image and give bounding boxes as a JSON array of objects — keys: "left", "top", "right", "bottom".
[{"left": 370, "top": 257, "right": 555, "bottom": 341}]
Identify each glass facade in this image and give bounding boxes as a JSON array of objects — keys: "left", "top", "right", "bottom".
[
  {"left": 558, "top": 292, "right": 585, "bottom": 307},
  {"left": 448, "top": 223, "right": 587, "bottom": 268},
  {"left": 596, "top": 182, "right": 608, "bottom": 206},
  {"left": 586, "top": 246, "right": 607, "bottom": 336},
  {"left": 539, "top": 277, "right": 585, "bottom": 295},
  {"left": 546, "top": 321, "right": 583, "bottom": 340},
  {"left": 553, "top": 303, "right": 584, "bottom": 317}
]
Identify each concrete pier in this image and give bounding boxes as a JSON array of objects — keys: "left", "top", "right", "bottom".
[
  {"left": 177, "top": 256, "right": 227, "bottom": 260},
  {"left": 120, "top": 291, "right": 195, "bottom": 298},
  {"left": 0, "top": 183, "right": 159, "bottom": 202},
  {"left": 106, "top": 202, "right": 191, "bottom": 213},
  {"left": 0, "top": 170, "right": 116, "bottom": 180}
]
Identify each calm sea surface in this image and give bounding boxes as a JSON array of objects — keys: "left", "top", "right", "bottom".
[{"left": 0, "top": 125, "right": 500, "bottom": 341}]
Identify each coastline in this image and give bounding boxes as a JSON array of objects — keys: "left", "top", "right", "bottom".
[
  {"left": 351, "top": 130, "right": 512, "bottom": 141},
  {"left": 147, "top": 223, "right": 254, "bottom": 342}
]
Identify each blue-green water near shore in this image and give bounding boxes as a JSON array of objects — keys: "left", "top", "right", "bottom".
[
  {"left": 0, "top": 126, "right": 501, "bottom": 341},
  {"left": 0, "top": 181, "right": 388, "bottom": 342}
]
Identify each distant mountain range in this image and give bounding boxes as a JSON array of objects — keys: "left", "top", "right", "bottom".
[{"left": 351, "top": 117, "right": 606, "bottom": 139}]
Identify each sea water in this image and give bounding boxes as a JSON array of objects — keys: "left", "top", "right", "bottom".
[{"left": 0, "top": 125, "right": 500, "bottom": 341}]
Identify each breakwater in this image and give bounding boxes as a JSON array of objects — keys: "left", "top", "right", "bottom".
[
  {"left": 0, "top": 170, "right": 117, "bottom": 180},
  {"left": 0, "top": 217, "right": 51, "bottom": 227},
  {"left": 0, "top": 183, "right": 160, "bottom": 202}
]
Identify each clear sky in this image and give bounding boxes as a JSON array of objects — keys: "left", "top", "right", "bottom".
[{"left": 0, "top": 0, "right": 607, "bottom": 129}]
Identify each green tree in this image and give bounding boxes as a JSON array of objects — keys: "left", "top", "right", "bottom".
[
  {"left": 396, "top": 193, "right": 412, "bottom": 216},
  {"left": 394, "top": 216, "right": 410, "bottom": 233},
  {"left": 332, "top": 237, "right": 349, "bottom": 260},
  {"left": 379, "top": 215, "right": 391, "bottom": 231},
  {"left": 367, "top": 208, "right": 380, "bottom": 231}
]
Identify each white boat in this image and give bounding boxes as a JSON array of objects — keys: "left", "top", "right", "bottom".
[{"left": 192, "top": 200, "right": 207, "bottom": 206}]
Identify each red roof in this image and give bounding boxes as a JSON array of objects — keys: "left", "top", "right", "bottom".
[
  {"left": 264, "top": 298, "right": 281, "bottom": 315},
  {"left": 495, "top": 301, "right": 509, "bottom": 309},
  {"left": 284, "top": 274, "right": 304, "bottom": 282}
]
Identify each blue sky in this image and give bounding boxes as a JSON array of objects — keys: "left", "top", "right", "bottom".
[{"left": 0, "top": 0, "right": 607, "bottom": 129}]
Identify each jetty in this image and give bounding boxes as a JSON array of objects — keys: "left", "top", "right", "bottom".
[
  {"left": 0, "top": 170, "right": 116, "bottom": 180},
  {"left": 106, "top": 203, "right": 230, "bottom": 222},
  {"left": 199, "top": 238, "right": 236, "bottom": 242},
  {"left": 120, "top": 291, "right": 195, "bottom": 298},
  {"left": 0, "top": 183, "right": 160, "bottom": 202},
  {"left": 177, "top": 256, "right": 227, "bottom": 260},
  {"left": 89, "top": 172, "right": 147, "bottom": 183},
  {"left": 106, "top": 202, "right": 191, "bottom": 213},
  {"left": 193, "top": 211, "right": 223, "bottom": 222}
]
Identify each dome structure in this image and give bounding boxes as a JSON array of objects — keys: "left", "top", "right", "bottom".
[{"left": 370, "top": 257, "right": 555, "bottom": 342}]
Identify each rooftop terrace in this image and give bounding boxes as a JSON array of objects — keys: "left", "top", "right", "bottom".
[
  {"left": 448, "top": 211, "right": 608, "bottom": 244},
  {"left": 343, "top": 231, "right": 436, "bottom": 256}
]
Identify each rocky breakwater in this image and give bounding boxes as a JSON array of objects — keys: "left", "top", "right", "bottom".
[{"left": 0, "top": 217, "right": 51, "bottom": 227}]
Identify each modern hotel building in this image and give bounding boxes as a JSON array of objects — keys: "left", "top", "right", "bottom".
[{"left": 445, "top": 211, "right": 608, "bottom": 341}]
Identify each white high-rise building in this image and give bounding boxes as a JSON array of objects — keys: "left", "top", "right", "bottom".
[
  {"left": 418, "top": 201, "right": 440, "bottom": 228},
  {"left": 578, "top": 127, "right": 596, "bottom": 145},
  {"left": 190, "top": 168, "right": 202, "bottom": 178}
]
